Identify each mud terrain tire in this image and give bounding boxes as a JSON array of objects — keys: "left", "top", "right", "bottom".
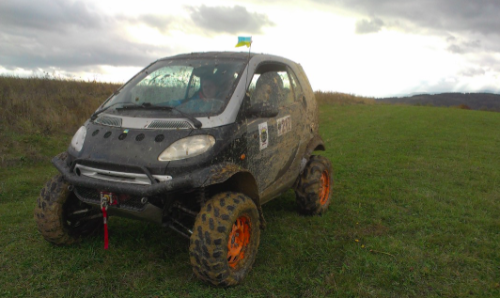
[
  {"left": 189, "top": 192, "right": 260, "bottom": 286},
  {"left": 34, "top": 174, "right": 102, "bottom": 245},
  {"left": 295, "top": 155, "right": 333, "bottom": 215}
]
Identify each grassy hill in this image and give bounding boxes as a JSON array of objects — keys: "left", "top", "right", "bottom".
[
  {"left": 378, "top": 92, "right": 500, "bottom": 112},
  {"left": 1, "top": 78, "right": 499, "bottom": 297}
]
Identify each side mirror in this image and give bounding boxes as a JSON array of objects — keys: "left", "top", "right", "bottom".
[{"left": 245, "top": 102, "right": 279, "bottom": 118}]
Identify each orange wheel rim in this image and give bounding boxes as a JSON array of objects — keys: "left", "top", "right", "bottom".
[
  {"left": 319, "top": 170, "right": 330, "bottom": 205},
  {"left": 227, "top": 215, "right": 251, "bottom": 268}
]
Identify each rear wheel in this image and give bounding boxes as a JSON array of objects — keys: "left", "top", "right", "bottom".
[
  {"left": 34, "top": 175, "right": 102, "bottom": 245},
  {"left": 189, "top": 192, "right": 260, "bottom": 286},
  {"left": 295, "top": 155, "right": 333, "bottom": 215}
]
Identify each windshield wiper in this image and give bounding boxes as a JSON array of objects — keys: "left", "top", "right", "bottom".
[
  {"left": 117, "top": 103, "right": 202, "bottom": 128},
  {"left": 90, "top": 102, "right": 137, "bottom": 121}
]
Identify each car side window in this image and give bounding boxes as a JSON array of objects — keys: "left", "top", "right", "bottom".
[
  {"left": 248, "top": 71, "right": 281, "bottom": 109},
  {"left": 277, "top": 71, "right": 294, "bottom": 106},
  {"left": 248, "top": 70, "right": 295, "bottom": 107},
  {"left": 288, "top": 68, "right": 304, "bottom": 102}
]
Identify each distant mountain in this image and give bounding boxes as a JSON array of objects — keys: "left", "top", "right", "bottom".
[{"left": 377, "top": 93, "right": 500, "bottom": 112}]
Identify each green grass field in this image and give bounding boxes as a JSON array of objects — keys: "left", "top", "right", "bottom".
[{"left": 1, "top": 104, "right": 499, "bottom": 297}]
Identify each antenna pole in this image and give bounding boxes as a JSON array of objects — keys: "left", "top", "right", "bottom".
[{"left": 245, "top": 38, "right": 252, "bottom": 92}]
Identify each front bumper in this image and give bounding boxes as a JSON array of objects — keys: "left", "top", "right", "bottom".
[
  {"left": 55, "top": 156, "right": 197, "bottom": 197},
  {"left": 52, "top": 156, "right": 244, "bottom": 197}
]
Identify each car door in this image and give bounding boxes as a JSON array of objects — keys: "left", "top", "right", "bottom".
[
  {"left": 286, "top": 66, "right": 310, "bottom": 164},
  {"left": 244, "top": 70, "right": 280, "bottom": 193},
  {"left": 260, "top": 69, "right": 298, "bottom": 187},
  {"left": 243, "top": 65, "right": 300, "bottom": 194}
]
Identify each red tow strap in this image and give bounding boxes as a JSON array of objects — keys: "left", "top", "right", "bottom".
[{"left": 101, "top": 206, "right": 109, "bottom": 250}]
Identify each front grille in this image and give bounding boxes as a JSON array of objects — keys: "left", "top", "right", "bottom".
[
  {"left": 95, "top": 115, "right": 122, "bottom": 127},
  {"left": 74, "top": 186, "right": 146, "bottom": 211},
  {"left": 74, "top": 163, "right": 172, "bottom": 185},
  {"left": 147, "top": 120, "right": 193, "bottom": 129}
]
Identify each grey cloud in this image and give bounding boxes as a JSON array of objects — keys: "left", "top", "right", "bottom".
[
  {"left": 0, "top": 24, "right": 170, "bottom": 71},
  {"left": 312, "top": 0, "right": 500, "bottom": 35},
  {"left": 188, "top": 5, "right": 274, "bottom": 34},
  {"left": 406, "top": 78, "right": 466, "bottom": 95},
  {"left": 447, "top": 39, "right": 482, "bottom": 54},
  {"left": 464, "top": 54, "right": 500, "bottom": 74},
  {"left": 402, "top": 69, "right": 499, "bottom": 95},
  {"left": 355, "top": 17, "right": 384, "bottom": 34},
  {"left": 0, "top": 0, "right": 175, "bottom": 72},
  {"left": 446, "top": 35, "right": 457, "bottom": 42},
  {"left": 0, "top": 0, "right": 104, "bottom": 32},
  {"left": 459, "top": 68, "right": 486, "bottom": 77},
  {"left": 132, "top": 14, "right": 173, "bottom": 34},
  {"left": 0, "top": 0, "right": 172, "bottom": 34},
  {"left": 448, "top": 44, "right": 465, "bottom": 54}
]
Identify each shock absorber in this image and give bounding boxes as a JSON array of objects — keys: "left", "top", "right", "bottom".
[{"left": 163, "top": 188, "right": 206, "bottom": 239}]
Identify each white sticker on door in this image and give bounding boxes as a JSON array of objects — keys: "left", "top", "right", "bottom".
[
  {"left": 259, "top": 122, "right": 268, "bottom": 150},
  {"left": 277, "top": 115, "right": 292, "bottom": 136}
]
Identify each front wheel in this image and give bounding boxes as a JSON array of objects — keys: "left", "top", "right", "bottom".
[
  {"left": 34, "top": 175, "right": 102, "bottom": 245},
  {"left": 294, "top": 155, "right": 333, "bottom": 215},
  {"left": 189, "top": 192, "right": 260, "bottom": 286}
]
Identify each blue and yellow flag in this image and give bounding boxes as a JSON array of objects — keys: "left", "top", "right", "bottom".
[{"left": 235, "top": 36, "right": 252, "bottom": 48}]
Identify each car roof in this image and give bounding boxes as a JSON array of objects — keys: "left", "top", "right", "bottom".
[{"left": 158, "top": 51, "right": 298, "bottom": 66}]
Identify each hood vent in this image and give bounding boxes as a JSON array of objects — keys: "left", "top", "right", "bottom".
[
  {"left": 147, "top": 120, "right": 193, "bottom": 130},
  {"left": 95, "top": 116, "right": 122, "bottom": 127}
]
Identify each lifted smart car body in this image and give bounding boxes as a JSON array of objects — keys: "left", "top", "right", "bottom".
[{"left": 35, "top": 52, "right": 333, "bottom": 286}]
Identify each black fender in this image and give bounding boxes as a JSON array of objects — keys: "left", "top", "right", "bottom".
[
  {"left": 304, "top": 135, "right": 326, "bottom": 159},
  {"left": 203, "top": 166, "right": 265, "bottom": 229},
  {"left": 292, "top": 135, "right": 326, "bottom": 189}
]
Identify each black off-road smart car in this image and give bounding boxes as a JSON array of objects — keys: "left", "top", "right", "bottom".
[{"left": 34, "top": 52, "right": 332, "bottom": 286}]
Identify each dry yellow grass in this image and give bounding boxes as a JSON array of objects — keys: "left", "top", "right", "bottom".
[
  {"left": 0, "top": 76, "right": 121, "bottom": 165},
  {"left": 314, "top": 91, "right": 376, "bottom": 106},
  {"left": 0, "top": 76, "right": 120, "bottom": 135}
]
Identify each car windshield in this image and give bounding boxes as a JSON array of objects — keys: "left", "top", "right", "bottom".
[{"left": 101, "top": 57, "right": 246, "bottom": 117}]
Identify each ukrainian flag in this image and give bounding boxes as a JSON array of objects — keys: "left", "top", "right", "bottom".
[{"left": 235, "top": 36, "right": 252, "bottom": 48}]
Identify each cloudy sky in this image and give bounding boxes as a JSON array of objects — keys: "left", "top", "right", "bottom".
[{"left": 1, "top": 0, "right": 499, "bottom": 97}]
